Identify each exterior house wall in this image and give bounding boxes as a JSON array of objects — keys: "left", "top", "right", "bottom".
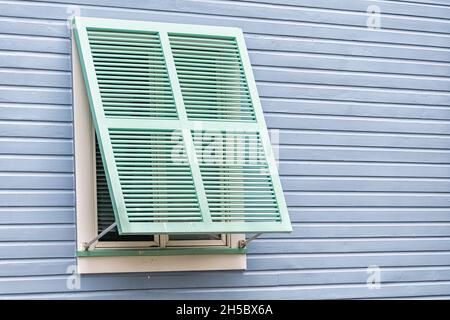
[{"left": 1, "top": 0, "right": 450, "bottom": 298}]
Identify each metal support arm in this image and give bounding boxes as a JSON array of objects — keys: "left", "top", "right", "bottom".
[
  {"left": 238, "top": 233, "right": 262, "bottom": 248},
  {"left": 83, "top": 222, "right": 117, "bottom": 251}
]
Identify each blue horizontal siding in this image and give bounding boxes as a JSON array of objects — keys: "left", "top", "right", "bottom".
[{"left": 0, "top": 0, "right": 450, "bottom": 299}]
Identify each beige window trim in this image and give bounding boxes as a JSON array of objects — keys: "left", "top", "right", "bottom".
[
  {"left": 77, "top": 253, "right": 246, "bottom": 274},
  {"left": 72, "top": 33, "right": 246, "bottom": 273}
]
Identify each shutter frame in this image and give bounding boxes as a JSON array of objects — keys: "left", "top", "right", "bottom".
[{"left": 73, "top": 17, "right": 292, "bottom": 234}]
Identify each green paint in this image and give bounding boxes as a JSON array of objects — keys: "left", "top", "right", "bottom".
[
  {"left": 73, "top": 17, "right": 292, "bottom": 235},
  {"left": 77, "top": 247, "right": 246, "bottom": 257}
]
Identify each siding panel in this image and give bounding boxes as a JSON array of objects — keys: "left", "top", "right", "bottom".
[{"left": 0, "top": 0, "right": 450, "bottom": 299}]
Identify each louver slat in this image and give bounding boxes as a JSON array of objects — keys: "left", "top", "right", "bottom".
[
  {"left": 170, "top": 34, "right": 256, "bottom": 122},
  {"left": 95, "top": 136, "right": 152, "bottom": 241},
  {"left": 89, "top": 29, "right": 177, "bottom": 119},
  {"left": 74, "top": 17, "right": 291, "bottom": 234},
  {"left": 110, "top": 129, "right": 202, "bottom": 223},
  {"left": 192, "top": 131, "right": 280, "bottom": 222}
]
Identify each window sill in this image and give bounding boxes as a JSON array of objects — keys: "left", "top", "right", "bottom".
[{"left": 77, "top": 247, "right": 246, "bottom": 257}]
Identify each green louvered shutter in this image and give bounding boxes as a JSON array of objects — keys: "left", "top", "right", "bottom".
[{"left": 73, "top": 17, "right": 291, "bottom": 234}]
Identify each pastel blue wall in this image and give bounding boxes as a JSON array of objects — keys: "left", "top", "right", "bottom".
[{"left": 1, "top": 0, "right": 450, "bottom": 299}]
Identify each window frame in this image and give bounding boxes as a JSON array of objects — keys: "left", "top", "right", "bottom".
[
  {"left": 73, "top": 34, "right": 246, "bottom": 274},
  {"left": 163, "top": 234, "right": 229, "bottom": 247}
]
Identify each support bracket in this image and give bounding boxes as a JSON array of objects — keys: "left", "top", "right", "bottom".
[
  {"left": 238, "top": 233, "right": 262, "bottom": 248},
  {"left": 83, "top": 222, "right": 117, "bottom": 251}
]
